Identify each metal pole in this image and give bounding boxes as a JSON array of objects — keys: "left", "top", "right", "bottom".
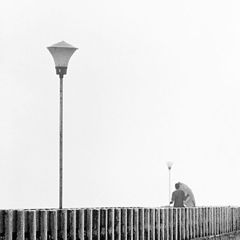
[
  {"left": 168, "top": 168, "right": 171, "bottom": 206},
  {"left": 59, "top": 76, "right": 63, "bottom": 209}
]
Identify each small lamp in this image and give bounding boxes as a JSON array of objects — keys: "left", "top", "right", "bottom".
[
  {"left": 47, "top": 41, "right": 78, "bottom": 78},
  {"left": 166, "top": 161, "right": 173, "bottom": 170}
]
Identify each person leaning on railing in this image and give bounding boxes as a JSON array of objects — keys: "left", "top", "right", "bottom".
[{"left": 170, "top": 183, "right": 189, "bottom": 207}]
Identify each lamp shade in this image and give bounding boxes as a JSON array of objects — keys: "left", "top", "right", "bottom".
[
  {"left": 166, "top": 161, "right": 173, "bottom": 169},
  {"left": 47, "top": 41, "right": 78, "bottom": 68}
]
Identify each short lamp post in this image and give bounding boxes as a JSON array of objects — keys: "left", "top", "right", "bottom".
[
  {"left": 166, "top": 161, "right": 173, "bottom": 206},
  {"left": 47, "top": 41, "right": 78, "bottom": 209}
]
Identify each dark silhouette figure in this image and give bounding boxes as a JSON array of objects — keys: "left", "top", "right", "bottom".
[{"left": 170, "top": 183, "right": 188, "bottom": 207}]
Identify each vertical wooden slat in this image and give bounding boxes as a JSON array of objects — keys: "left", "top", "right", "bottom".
[
  {"left": 229, "top": 207, "right": 231, "bottom": 232},
  {"left": 124, "top": 209, "right": 128, "bottom": 240},
  {"left": 212, "top": 207, "right": 215, "bottom": 235},
  {"left": 218, "top": 207, "right": 221, "bottom": 235},
  {"left": 223, "top": 207, "right": 227, "bottom": 233},
  {"left": 208, "top": 207, "right": 210, "bottom": 236},
  {"left": 92, "top": 209, "right": 98, "bottom": 240},
  {"left": 218, "top": 207, "right": 221, "bottom": 234},
  {"left": 0, "top": 210, "right": 4, "bottom": 237},
  {"left": 228, "top": 207, "right": 230, "bottom": 232},
  {"left": 224, "top": 207, "right": 227, "bottom": 233},
  {"left": 147, "top": 209, "right": 150, "bottom": 240},
  {"left": 88, "top": 209, "right": 93, "bottom": 240},
  {"left": 165, "top": 208, "right": 169, "bottom": 240},
  {"left": 4, "top": 210, "right": 13, "bottom": 240},
  {"left": 143, "top": 209, "right": 148, "bottom": 240},
  {"left": 40, "top": 210, "right": 47, "bottom": 240},
  {"left": 138, "top": 208, "right": 143, "bottom": 240},
  {"left": 195, "top": 207, "right": 198, "bottom": 238},
  {"left": 234, "top": 208, "right": 238, "bottom": 231},
  {"left": 221, "top": 207, "right": 223, "bottom": 234},
  {"left": 126, "top": 209, "right": 130, "bottom": 240},
  {"left": 211, "top": 207, "right": 214, "bottom": 236},
  {"left": 118, "top": 209, "right": 121, "bottom": 240},
  {"left": 156, "top": 209, "right": 160, "bottom": 240},
  {"left": 133, "top": 208, "right": 138, "bottom": 240},
  {"left": 215, "top": 207, "right": 218, "bottom": 235},
  {"left": 232, "top": 207, "right": 235, "bottom": 232},
  {"left": 220, "top": 207, "right": 223, "bottom": 234},
  {"left": 199, "top": 208, "right": 202, "bottom": 237},
  {"left": 150, "top": 209, "right": 154, "bottom": 240},
  {"left": 28, "top": 210, "right": 36, "bottom": 240},
  {"left": 130, "top": 209, "right": 133, "bottom": 240},
  {"left": 205, "top": 207, "right": 209, "bottom": 236},
  {"left": 238, "top": 207, "right": 240, "bottom": 231},
  {"left": 203, "top": 207, "right": 206, "bottom": 237},
  {"left": 59, "top": 209, "right": 67, "bottom": 240},
  {"left": 192, "top": 208, "right": 195, "bottom": 239},
  {"left": 210, "top": 207, "right": 212, "bottom": 235},
  {"left": 234, "top": 207, "right": 236, "bottom": 232},
  {"left": 169, "top": 208, "right": 173, "bottom": 240},
  {"left": 214, "top": 207, "right": 217, "bottom": 235},
  {"left": 225, "top": 207, "right": 228, "bottom": 233},
  {"left": 209, "top": 207, "right": 211, "bottom": 235},
  {"left": 68, "top": 209, "right": 76, "bottom": 240},
  {"left": 186, "top": 208, "right": 189, "bottom": 240},
  {"left": 209, "top": 208, "right": 212, "bottom": 236},
  {"left": 149, "top": 209, "right": 153, "bottom": 240},
  {"left": 97, "top": 210, "right": 101, "bottom": 240},
  {"left": 223, "top": 207, "right": 226, "bottom": 234},
  {"left": 189, "top": 208, "right": 193, "bottom": 239},
  {"left": 196, "top": 207, "right": 199, "bottom": 238},
  {"left": 16, "top": 210, "right": 24, "bottom": 240},
  {"left": 181, "top": 207, "right": 185, "bottom": 240},
  {"left": 234, "top": 207, "right": 237, "bottom": 232},
  {"left": 124, "top": 209, "right": 127, "bottom": 240},
  {"left": 235, "top": 207, "right": 238, "bottom": 231},
  {"left": 49, "top": 210, "right": 58, "bottom": 240},
  {"left": 173, "top": 208, "right": 177, "bottom": 240},
  {"left": 153, "top": 209, "right": 156, "bottom": 240},
  {"left": 115, "top": 208, "right": 117, "bottom": 240},
  {"left": 111, "top": 208, "right": 115, "bottom": 240},
  {"left": 77, "top": 209, "right": 84, "bottom": 240},
  {"left": 120, "top": 209, "right": 124, "bottom": 240},
  {"left": 160, "top": 209, "right": 164, "bottom": 240},
  {"left": 178, "top": 208, "right": 182, "bottom": 240},
  {"left": 238, "top": 208, "right": 240, "bottom": 231}
]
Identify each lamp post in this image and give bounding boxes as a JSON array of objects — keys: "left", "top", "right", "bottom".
[
  {"left": 166, "top": 161, "right": 173, "bottom": 206},
  {"left": 47, "top": 41, "right": 78, "bottom": 209}
]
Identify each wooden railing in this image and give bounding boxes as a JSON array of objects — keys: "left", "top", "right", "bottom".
[{"left": 0, "top": 207, "right": 240, "bottom": 240}]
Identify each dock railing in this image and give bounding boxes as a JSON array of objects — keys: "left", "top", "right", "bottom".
[{"left": 0, "top": 207, "right": 240, "bottom": 240}]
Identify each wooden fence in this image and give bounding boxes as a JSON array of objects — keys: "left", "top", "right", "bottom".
[{"left": 0, "top": 207, "right": 240, "bottom": 240}]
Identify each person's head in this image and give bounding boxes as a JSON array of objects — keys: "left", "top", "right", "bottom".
[{"left": 175, "top": 183, "right": 180, "bottom": 190}]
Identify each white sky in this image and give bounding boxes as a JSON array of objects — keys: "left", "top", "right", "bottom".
[{"left": 1, "top": 0, "right": 240, "bottom": 209}]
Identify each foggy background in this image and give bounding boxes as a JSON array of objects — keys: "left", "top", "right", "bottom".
[{"left": 1, "top": 0, "right": 240, "bottom": 209}]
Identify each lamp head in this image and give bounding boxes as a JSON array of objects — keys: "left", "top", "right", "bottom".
[
  {"left": 47, "top": 41, "right": 78, "bottom": 78},
  {"left": 166, "top": 161, "right": 173, "bottom": 170}
]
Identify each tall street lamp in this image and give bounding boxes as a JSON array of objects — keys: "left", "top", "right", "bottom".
[
  {"left": 47, "top": 41, "right": 78, "bottom": 209},
  {"left": 166, "top": 161, "right": 173, "bottom": 206}
]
